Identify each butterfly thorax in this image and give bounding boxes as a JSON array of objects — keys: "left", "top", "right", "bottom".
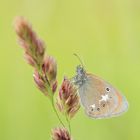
[{"left": 73, "top": 65, "right": 87, "bottom": 87}]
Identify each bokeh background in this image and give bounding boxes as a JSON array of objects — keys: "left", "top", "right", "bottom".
[{"left": 0, "top": 0, "right": 140, "bottom": 140}]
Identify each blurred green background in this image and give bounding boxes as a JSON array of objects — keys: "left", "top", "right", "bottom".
[{"left": 0, "top": 0, "right": 140, "bottom": 140}]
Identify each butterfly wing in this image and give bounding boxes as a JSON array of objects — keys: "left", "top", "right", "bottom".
[
  {"left": 78, "top": 73, "right": 128, "bottom": 119},
  {"left": 111, "top": 95, "right": 128, "bottom": 116}
]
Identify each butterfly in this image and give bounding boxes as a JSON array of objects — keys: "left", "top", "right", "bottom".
[{"left": 72, "top": 54, "right": 129, "bottom": 119}]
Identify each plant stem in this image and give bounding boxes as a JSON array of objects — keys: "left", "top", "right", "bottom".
[
  {"left": 38, "top": 68, "right": 65, "bottom": 128},
  {"left": 51, "top": 97, "right": 65, "bottom": 127},
  {"left": 66, "top": 115, "right": 71, "bottom": 135}
]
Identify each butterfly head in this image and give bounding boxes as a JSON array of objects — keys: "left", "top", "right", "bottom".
[
  {"left": 76, "top": 65, "right": 85, "bottom": 76},
  {"left": 73, "top": 65, "right": 87, "bottom": 87}
]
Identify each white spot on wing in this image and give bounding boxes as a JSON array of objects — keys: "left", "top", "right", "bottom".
[
  {"left": 91, "top": 104, "right": 96, "bottom": 109},
  {"left": 99, "top": 94, "right": 109, "bottom": 103}
]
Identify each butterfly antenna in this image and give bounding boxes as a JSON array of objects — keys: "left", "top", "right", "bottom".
[{"left": 73, "top": 53, "right": 85, "bottom": 68}]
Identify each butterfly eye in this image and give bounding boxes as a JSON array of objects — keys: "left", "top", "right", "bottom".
[{"left": 106, "top": 87, "right": 110, "bottom": 92}]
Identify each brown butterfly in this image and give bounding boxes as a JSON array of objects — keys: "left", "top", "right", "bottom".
[{"left": 72, "top": 54, "right": 129, "bottom": 119}]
